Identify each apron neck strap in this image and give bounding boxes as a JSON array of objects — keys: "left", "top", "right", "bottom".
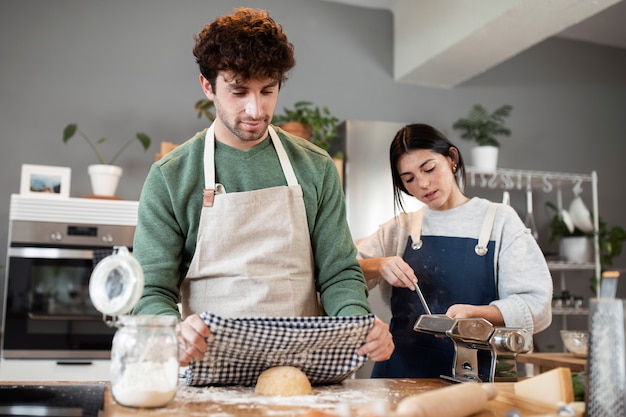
[
  {"left": 268, "top": 126, "right": 298, "bottom": 187},
  {"left": 409, "top": 202, "right": 500, "bottom": 256},
  {"left": 203, "top": 124, "right": 298, "bottom": 190},
  {"left": 475, "top": 202, "right": 499, "bottom": 256},
  {"left": 409, "top": 208, "right": 425, "bottom": 250}
]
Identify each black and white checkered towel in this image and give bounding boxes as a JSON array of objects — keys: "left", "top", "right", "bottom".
[{"left": 184, "top": 312, "right": 376, "bottom": 387}]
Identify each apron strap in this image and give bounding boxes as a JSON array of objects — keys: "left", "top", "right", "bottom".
[
  {"left": 203, "top": 123, "right": 218, "bottom": 207},
  {"left": 410, "top": 203, "right": 500, "bottom": 256},
  {"left": 475, "top": 203, "right": 499, "bottom": 256},
  {"left": 409, "top": 208, "right": 425, "bottom": 250},
  {"left": 267, "top": 126, "right": 298, "bottom": 187},
  {"left": 202, "top": 124, "right": 298, "bottom": 207}
]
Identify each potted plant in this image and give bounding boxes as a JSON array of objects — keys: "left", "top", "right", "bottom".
[
  {"left": 592, "top": 218, "right": 626, "bottom": 293},
  {"left": 194, "top": 99, "right": 215, "bottom": 121},
  {"left": 452, "top": 103, "right": 513, "bottom": 172},
  {"left": 62, "top": 123, "right": 151, "bottom": 197},
  {"left": 546, "top": 201, "right": 594, "bottom": 263},
  {"left": 547, "top": 201, "right": 626, "bottom": 294},
  {"left": 272, "top": 101, "right": 341, "bottom": 158}
]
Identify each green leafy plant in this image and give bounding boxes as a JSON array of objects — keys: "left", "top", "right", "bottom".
[
  {"left": 588, "top": 219, "right": 626, "bottom": 295},
  {"left": 195, "top": 99, "right": 215, "bottom": 121},
  {"left": 452, "top": 104, "right": 513, "bottom": 147},
  {"left": 62, "top": 124, "right": 151, "bottom": 165},
  {"left": 272, "top": 101, "right": 340, "bottom": 155},
  {"left": 547, "top": 202, "right": 626, "bottom": 294},
  {"left": 593, "top": 218, "right": 626, "bottom": 287},
  {"left": 545, "top": 201, "right": 592, "bottom": 241},
  {"left": 572, "top": 372, "right": 586, "bottom": 402}
]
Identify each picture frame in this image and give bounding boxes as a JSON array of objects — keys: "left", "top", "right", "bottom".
[{"left": 20, "top": 164, "right": 71, "bottom": 198}]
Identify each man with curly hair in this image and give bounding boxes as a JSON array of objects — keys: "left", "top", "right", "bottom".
[{"left": 132, "top": 8, "right": 393, "bottom": 368}]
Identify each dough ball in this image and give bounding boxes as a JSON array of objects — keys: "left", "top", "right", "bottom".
[{"left": 255, "top": 366, "right": 313, "bottom": 396}]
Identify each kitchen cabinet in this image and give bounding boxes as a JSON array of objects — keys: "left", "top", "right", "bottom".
[{"left": 465, "top": 166, "right": 600, "bottom": 334}]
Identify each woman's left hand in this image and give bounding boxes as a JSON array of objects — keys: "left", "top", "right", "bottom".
[{"left": 446, "top": 304, "right": 504, "bottom": 326}]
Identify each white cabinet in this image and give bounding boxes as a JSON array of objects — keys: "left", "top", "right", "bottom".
[{"left": 464, "top": 166, "right": 600, "bottom": 325}]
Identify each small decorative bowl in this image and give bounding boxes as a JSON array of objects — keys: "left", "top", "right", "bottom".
[{"left": 560, "top": 330, "right": 588, "bottom": 358}]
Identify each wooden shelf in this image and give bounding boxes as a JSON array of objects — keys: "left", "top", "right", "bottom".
[
  {"left": 517, "top": 352, "right": 587, "bottom": 374},
  {"left": 552, "top": 308, "right": 588, "bottom": 316},
  {"left": 547, "top": 261, "right": 596, "bottom": 271}
]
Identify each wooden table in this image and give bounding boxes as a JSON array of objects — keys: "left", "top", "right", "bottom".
[
  {"left": 517, "top": 352, "right": 587, "bottom": 374},
  {"left": 106, "top": 379, "right": 563, "bottom": 416},
  {"left": 2, "top": 379, "right": 570, "bottom": 417}
]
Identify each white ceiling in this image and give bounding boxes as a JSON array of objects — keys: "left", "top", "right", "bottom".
[{"left": 321, "top": 0, "right": 626, "bottom": 88}]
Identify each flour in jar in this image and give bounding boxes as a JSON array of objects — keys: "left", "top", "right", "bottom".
[{"left": 111, "top": 357, "right": 179, "bottom": 408}]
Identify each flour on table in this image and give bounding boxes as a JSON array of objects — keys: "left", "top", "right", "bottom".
[{"left": 175, "top": 382, "right": 397, "bottom": 414}]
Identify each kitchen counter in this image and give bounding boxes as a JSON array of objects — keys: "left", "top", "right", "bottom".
[{"left": 3, "top": 378, "right": 566, "bottom": 417}]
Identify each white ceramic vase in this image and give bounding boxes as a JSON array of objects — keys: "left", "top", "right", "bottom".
[
  {"left": 471, "top": 146, "right": 499, "bottom": 172},
  {"left": 88, "top": 164, "right": 123, "bottom": 196},
  {"left": 559, "top": 236, "right": 593, "bottom": 263}
]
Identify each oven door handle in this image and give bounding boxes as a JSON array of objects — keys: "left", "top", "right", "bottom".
[
  {"left": 9, "top": 247, "right": 95, "bottom": 259},
  {"left": 27, "top": 313, "right": 103, "bottom": 321}
]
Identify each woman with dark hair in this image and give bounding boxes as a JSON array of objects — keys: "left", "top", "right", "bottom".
[{"left": 357, "top": 123, "right": 552, "bottom": 378}]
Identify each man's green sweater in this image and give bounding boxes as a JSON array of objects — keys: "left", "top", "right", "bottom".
[{"left": 132, "top": 127, "right": 371, "bottom": 318}]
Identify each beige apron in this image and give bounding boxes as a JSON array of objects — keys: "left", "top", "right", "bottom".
[{"left": 180, "top": 124, "right": 319, "bottom": 318}]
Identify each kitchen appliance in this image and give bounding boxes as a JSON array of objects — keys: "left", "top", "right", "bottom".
[
  {"left": 339, "top": 120, "right": 420, "bottom": 378},
  {"left": 340, "top": 120, "right": 420, "bottom": 242},
  {"left": 0, "top": 383, "right": 105, "bottom": 417},
  {"left": 413, "top": 314, "right": 532, "bottom": 382},
  {"left": 586, "top": 272, "right": 625, "bottom": 417},
  {"left": 1, "top": 194, "right": 138, "bottom": 359}
]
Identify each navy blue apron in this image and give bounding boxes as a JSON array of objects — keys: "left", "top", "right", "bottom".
[{"left": 372, "top": 208, "right": 497, "bottom": 378}]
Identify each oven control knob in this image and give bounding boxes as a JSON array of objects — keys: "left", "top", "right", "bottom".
[
  {"left": 50, "top": 231, "right": 62, "bottom": 241},
  {"left": 102, "top": 234, "right": 114, "bottom": 244}
]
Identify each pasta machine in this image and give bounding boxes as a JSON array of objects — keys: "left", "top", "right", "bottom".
[{"left": 413, "top": 314, "right": 532, "bottom": 383}]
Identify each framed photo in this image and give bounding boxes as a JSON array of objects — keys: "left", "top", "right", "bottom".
[{"left": 20, "top": 164, "right": 71, "bottom": 198}]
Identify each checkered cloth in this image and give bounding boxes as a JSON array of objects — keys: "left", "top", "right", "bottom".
[{"left": 184, "top": 312, "right": 376, "bottom": 387}]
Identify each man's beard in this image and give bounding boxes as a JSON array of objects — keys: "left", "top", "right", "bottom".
[{"left": 215, "top": 107, "right": 269, "bottom": 143}]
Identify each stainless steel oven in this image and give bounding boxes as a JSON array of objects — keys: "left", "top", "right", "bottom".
[{"left": 2, "top": 195, "right": 138, "bottom": 359}]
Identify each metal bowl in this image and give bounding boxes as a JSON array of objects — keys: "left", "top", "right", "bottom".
[{"left": 560, "top": 330, "right": 588, "bottom": 357}]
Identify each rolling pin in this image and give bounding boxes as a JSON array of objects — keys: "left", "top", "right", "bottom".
[{"left": 394, "top": 383, "right": 498, "bottom": 417}]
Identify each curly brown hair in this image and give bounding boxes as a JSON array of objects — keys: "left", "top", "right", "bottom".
[{"left": 193, "top": 8, "right": 295, "bottom": 91}]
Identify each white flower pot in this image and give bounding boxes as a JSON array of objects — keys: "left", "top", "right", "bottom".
[
  {"left": 559, "top": 236, "right": 593, "bottom": 263},
  {"left": 88, "top": 164, "right": 123, "bottom": 196},
  {"left": 471, "top": 146, "right": 499, "bottom": 173}
]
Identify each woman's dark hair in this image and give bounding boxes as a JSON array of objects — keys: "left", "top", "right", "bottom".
[
  {"left": 390, "top": 123, "right": 466, "bottom": 212},
  {"left": 193, "top": 8, "right": 295, "bottom": 91}
]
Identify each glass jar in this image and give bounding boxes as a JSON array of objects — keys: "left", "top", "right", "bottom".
[{"left": 110, "top": 315, "right": 179, "bottom": 408}]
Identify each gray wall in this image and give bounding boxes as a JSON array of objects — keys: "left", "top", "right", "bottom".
[{"left": 2, "top": 0, "right": 625, "bottom": 356}]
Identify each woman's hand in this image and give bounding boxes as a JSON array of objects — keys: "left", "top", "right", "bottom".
[
  {"left": 360, "top": 257, "right": 417, "bottom": 290},
  {"left": 445, "top": 304, "right": 504, "bottom": 327},
  {"left": 378, "top": 256, "right": 418, "bottom": 290},
  {"left": 176, "top": 314, "right": 211, "bottom": 366},
  {"left": 357, "top": 317, "right": 394, "bottom": 362}
]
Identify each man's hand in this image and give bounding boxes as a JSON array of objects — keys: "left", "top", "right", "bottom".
[
  {"left": 357, "top": 317, "right": 394, "bottom": 362},
  {"left": 176, "top": 314, "right": 211, "bottom": 366}
]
